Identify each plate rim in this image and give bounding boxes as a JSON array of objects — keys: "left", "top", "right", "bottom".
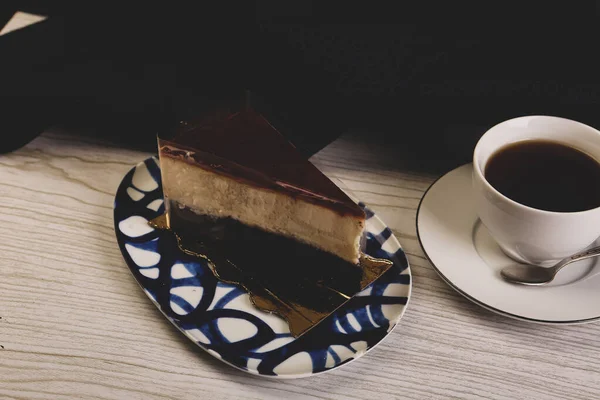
[
  {"left": 416, "top": 163, "right": 600, "bottom": 325},
  {"left": 115, "top": 157, "right": 413, "bottom": 379}
]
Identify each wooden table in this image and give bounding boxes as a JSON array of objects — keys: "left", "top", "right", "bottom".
[{"left": 1, "top": 130, "right": 600, "bottom": 400}]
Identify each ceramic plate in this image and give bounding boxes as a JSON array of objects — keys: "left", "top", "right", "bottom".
[
  {"left": 114, "top": 157, "right": 412, "bottom": 378},
  {"left": 417, "top": 163, "right": 600, "bottom": 324}
]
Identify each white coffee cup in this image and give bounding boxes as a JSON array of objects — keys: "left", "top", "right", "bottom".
[{"left": 473, "top": 115, "right": 600, "bottom": 266}]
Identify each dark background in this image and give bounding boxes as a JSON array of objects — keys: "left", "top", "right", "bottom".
[{"left": 2, "top": 1, "right": 600, "bottom": 172}]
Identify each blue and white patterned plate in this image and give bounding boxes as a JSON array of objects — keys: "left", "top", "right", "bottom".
[{"left": 114, "top": 157, "right": 411, "bottom": 378}]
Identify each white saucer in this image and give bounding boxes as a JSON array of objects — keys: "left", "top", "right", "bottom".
[{"left": 417, "top": 163, "right": 600, "bottom": 324}]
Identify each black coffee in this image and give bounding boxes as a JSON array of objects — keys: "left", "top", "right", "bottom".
[{"left": 485, "top": 140, "right": 600, "bottom": 212}]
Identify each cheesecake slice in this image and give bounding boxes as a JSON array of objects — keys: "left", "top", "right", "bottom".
[{"left": 158, "top": 108, "right": 365, "bottom": 264}]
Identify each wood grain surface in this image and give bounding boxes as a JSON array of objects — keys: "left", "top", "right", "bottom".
[{"left": 1, "top": 130, "right": 600, "bottom": 400}]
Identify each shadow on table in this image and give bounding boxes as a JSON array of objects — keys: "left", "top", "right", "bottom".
[
  {"left": 341, "top": 123, "right": 488, "bottom": 177},
  {"left": 54, "top": 118, "right": 488, "bottom": 179}
]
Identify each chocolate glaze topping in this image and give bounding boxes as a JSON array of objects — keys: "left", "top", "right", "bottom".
[{"left": 158, "top": 108, "right": 365, "bottom": 218}]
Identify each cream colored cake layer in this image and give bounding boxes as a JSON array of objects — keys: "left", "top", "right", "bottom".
[{"left": 160, "top": 156, "right": 364, "bottom": 264}]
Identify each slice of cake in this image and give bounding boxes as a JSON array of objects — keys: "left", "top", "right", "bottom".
[{"left": 158, "top": 107, "right": 366, "bottom": 265}]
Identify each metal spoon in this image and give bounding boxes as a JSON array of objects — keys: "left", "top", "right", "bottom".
[{"left": 500, "top": 245, "right": 600, "bottom": 285}]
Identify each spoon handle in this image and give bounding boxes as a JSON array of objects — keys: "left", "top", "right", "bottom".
[
  {"left": 556, "top": 245, "right": 600, "bottom": 271},
  {"left": 569, "top": 245, "right": 600, "bottom": 261}
]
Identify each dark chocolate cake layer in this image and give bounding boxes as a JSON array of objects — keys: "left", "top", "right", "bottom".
[{"left": 169, "top": 200, "right": 363, "bottom": 311}]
